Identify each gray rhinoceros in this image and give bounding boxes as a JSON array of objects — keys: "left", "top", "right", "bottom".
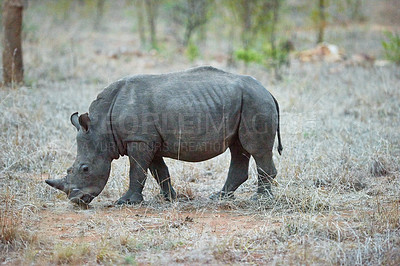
[{"left": 46, "top": 66, "right": 282, "bottom": 205}]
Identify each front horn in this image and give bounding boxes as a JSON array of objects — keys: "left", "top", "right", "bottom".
[{"left": 45, "top": 178, "right": 67, "bottom": 193}]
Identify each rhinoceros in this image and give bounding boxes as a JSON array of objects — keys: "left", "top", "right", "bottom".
[{"left": 45, "top": 66, "right": 282, "bottom": 205}]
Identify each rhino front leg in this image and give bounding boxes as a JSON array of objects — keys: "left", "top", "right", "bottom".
[
  {"left": 116, "top": 142, "right": 155, "bottom": 205},
  {"left": 149, "top": 156, "right": 176, "bottom": 201}
]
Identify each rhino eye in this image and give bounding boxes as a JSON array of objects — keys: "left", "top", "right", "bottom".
[{"left": 81, "top": 165, "right": 89, "bottom": 173}]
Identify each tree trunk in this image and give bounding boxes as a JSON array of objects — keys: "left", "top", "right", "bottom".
[
  {"left": 242, "top": 0, "right": 252, "bottom": 50},
  {"left": 136, "top": 0, "right": 146, "bottom": 48},
  {"left": 226, "top": 21, "right": 236, "bottom": 69},
  {"left": 317, "top": 0, "right": 326, "bottom": 44},
  {"left": 145, "top": 0, "right": 158, "bottom": 49},
  {"left": 2, "top": 0, "right": 24, "bottom": 86},
  {"left": 183, "top": 24, "right": 194, "bottom": 47},
  {"left": 270, "top": 0, "right": 282, "bottom": 81},
  {"left": 350, "top": 0, "right": 363, "bottom": 21},
  {"left": 94, "top": 0, "right": 105, "bottom": 30}
]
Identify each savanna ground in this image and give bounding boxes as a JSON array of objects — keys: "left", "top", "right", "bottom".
[{"left": 1, "top": 1, "right": 400, "bottom": 265}]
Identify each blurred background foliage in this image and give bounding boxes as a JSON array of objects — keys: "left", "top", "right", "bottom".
[
  {"left": 3, "top": 0, "right": 399, "bottom": 79},
  {"left": 382, "top": 31, "right": 400, "bottom": 65}
]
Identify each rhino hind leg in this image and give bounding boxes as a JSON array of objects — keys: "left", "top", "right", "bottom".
[
  {"left": 237, "top": 108, "right": 278, "bottom": 200},
  {"left": 210, "top": 140, "right": 250, "bottom": 200},
  {"left": 252, "top": 152, "right": 277, "bottom": 200},
  {"left": 149, "top": 156, "right": 176, "bottom": 201}
]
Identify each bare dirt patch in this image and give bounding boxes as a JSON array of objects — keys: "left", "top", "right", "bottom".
[{"left": 34, "top": 205, "right": 276, "bottom": 243}]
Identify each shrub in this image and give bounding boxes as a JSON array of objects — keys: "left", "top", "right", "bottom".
[
  {"left": 234, "top": 48, "right": 263, "bottom": 65},
  {"left": 186, "top": 41, "right": 200, "bottom": 62},
  {"left": 261, "top": 41, "right": 290, "bottom": 68},
  {"left": 382, "top": 31, "right": 400, "bottom": 65},
  {"left": 234, "top": 42, "right": 289, "bottom": 74}
]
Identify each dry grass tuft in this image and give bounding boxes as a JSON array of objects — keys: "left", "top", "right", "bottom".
[
  {"left": 95, "top": 241, "right": 120, "bottom": 264},
  {"left": 175, "top": 183, "right": 196, "bottom": 201},
  {"left": 52, "top": 243, "right": 91, "bottom": 265},
  {"left": 0, "top": 192, "right": 37, "bottom": 249},
  {"left": 369, "top": 157, "right": 390, "bottom": 177}
]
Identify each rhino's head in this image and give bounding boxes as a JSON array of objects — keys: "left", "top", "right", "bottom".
[{"left": 46, "top": 112, "right": 112, "bottom": 206}]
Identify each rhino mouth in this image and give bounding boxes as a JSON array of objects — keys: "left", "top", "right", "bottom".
[
  {"left": 68, "top": 189, "right": 96, "bottom": 206},
  {"left": 46, "top": 178, "right": 100, "bottom": 206}
]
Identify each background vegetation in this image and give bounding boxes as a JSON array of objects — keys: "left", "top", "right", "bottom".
[{"left": 0, "top": 0, "right": 399, "bottom": 264}]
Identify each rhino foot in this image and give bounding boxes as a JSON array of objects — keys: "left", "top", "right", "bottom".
[
  {"left": 161, "top": 188, "right": 177, "bottom": 202},
  {"left": 115, "top": 191, "right": 144, "bottom": 205},
  {"left": 250, "top": 192, "right": 274, "bottom": 202},
  {"left": 209, "top": 191, "right": 235, "bottom": 201}
]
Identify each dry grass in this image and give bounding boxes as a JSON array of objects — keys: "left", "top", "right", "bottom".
[
  {"left": 52, "top": 243, "right": 91, "bottom": 264},
  {"left": 0, "top": 1, "right": 399, "bottom": 265}
]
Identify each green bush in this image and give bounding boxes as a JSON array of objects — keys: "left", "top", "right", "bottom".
[
  {"left": 234, "top": 42, "right": 289, "bottom": 69},
  {"left": 382, "top": 31, "right": 400, "bottom": 65},
  {"left": 262, "top": 42, "right": 290, "bottom": 68},
  {"left": 234, "top": 48, "right": 263, "bottom": 65},
  {"left": 186, "top": 41, "right": 200, "bottom": 62}
]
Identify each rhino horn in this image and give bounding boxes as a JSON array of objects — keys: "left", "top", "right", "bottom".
[{"left": 45, "top": 178, "right": 67, "bottom": 193}]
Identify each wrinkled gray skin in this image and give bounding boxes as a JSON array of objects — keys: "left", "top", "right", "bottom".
[{"left": 46, "top": 66, "right": 283, "bottom": 205}]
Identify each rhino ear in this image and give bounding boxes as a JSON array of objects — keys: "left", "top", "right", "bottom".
[
  {"left": 71, "top": 112, "right": 80, "bottom": 131},
  {"left": 79, "top": 113, "right": 91, "bottom": 132}
]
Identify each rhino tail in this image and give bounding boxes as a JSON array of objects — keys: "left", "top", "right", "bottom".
[{"left": 271, "top": 94, "right": 283, "bottom": 155}]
